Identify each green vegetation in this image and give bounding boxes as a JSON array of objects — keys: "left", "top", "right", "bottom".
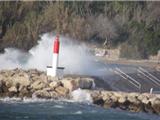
[{"left": 0, "top": 1, "right": 160, "bottom": 59}]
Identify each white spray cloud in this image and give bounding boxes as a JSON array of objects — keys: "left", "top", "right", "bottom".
[
  {"left": 0, "top": 48, "right": 27, "bottom": 69},
  {"left": 0, "top": 33, "right": 104, "bottom": 75}
]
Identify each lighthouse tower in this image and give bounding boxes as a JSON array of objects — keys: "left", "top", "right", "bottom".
[{"left": 47, "top": 35, "right": 60, "bottom": 77}]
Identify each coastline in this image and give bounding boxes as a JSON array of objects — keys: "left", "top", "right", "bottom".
[{"left": 0, "top": 69, "right": 160, "bottom": 115}]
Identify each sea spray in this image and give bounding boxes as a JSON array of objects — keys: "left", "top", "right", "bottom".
[
  {"left": 0, "top": 33, "right": 105, "bottom": 76},
  {"left": 0, "top": 48, "right": 28, "bottom": 69},
  {"left": 71, "top": 88, "right": 93, "bottom": 103}
]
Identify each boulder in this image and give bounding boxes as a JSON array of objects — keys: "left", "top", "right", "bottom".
[
  {"left": 138, "top": 94, "right": 149, "bottom": 104},
  {"left": 61, "top": 78, "right": 77, "bottom": 91},
  {"left": 31, "top": 80, "right": 46, "bottom": 90},
  {"left": 42, "top": 87, "right": 53, "bottom": 91},
  {"left": 39, "top": 74, "right": 48, "bottom": 84},
  {"left": 150, "top": 97, "right": 160, "bottom": 114},
  {"left": 128, "top": 104, "right": 142, "bottom": 112},
  {"left": 55, "top": 86, "right": 69, "bottom": 96},
  {"left": 0, "top": 81, "right": 8, "bottom": 93},
  {"left": 8, "top": 86, "right": 17, "bottom": 93},
  {"left": 118, "top": 96, "right": 127, "bottom": 104},
  {"left": 61, "top": 77, "right": 95, "bottom": 91},
  {"left": 0, "top": 74, "right": 4, "bottom": 81},
  {"left": 110, "top": 95, "right": 118, "bottom": 102},
  {"left": 18, "top": 86, "right": 31, "bottom": 97},
  {"left": 103, "top": 94, "right": 118, "bottom": 108},
  {"left": 78, "top": 77, "right": 94, "bottom": 89},
  {"left": 127, "top": 95, "right": 140, "bottom": 105},
  {"left": 90, "top": 90, "right": 102, "bottom": 100},
  {"left": 0, "top": 81, "right": 2, "bottom": 93},
  {"left": 50, "top": 91, "right": 59, "bottom": 98},
  {"left": 49, "top": 81, "right": 61, "bottom": 89},
  {"left": 101, "top": 91, "right": 113, "bottom": 98},
  {"left": 33, "top": 90, "right": 51, "bottom": 99},
  {"left": 33, "top": 89, "right": 60, "bottom": 99},
  {"left": 12, "top": 74, "right": 30, "bottom": 87},
  {"left": 5, "top": 80, "right": 12, "bottom": 88}
]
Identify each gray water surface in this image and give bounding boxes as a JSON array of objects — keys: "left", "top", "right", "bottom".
[{"left": 0, "top": 100, "right": 159, "bottom": 120}]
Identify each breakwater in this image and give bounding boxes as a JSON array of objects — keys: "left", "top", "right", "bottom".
[{"left": 0, "top": 69, "right": 160, "bottom": 114}]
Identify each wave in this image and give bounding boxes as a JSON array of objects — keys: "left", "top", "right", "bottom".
[
  {"left": 73, "top": 111, "right": 83, "bottom": 115},
  {"left": 71, "top": 88, "right": 93, "bottom": 103},
  {"left": 0, "top": 89, "right": 93, "bottom": 104}
]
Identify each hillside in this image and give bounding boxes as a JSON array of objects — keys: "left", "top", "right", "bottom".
[{"left": 0, "top": 1, "right": 160, "bottom": 59}]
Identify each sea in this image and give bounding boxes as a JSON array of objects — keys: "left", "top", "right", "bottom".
[{"left": 0, "top": 97, "right": 159, "bottom": 120}]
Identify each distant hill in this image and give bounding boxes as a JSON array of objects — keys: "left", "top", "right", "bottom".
[{"left": 0, "top": 1, "right": 160, "bottom": 59}]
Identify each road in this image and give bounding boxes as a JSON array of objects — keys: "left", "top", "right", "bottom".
[{"left": 93, "top": 60, "right": 160, "bottom": 93}]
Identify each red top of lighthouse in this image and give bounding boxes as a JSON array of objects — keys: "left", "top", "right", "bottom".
[{"left": 53, "top": 35, "right": 60, "bottom": 54}]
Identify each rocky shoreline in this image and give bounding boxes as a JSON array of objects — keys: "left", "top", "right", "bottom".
[{"left": 0, "top": 69, "right": 160, "bottom": 115}]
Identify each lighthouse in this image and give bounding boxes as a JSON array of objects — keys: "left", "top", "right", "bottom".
[{"left": 47, "top": 35, "right": 61, "bottom": 77}]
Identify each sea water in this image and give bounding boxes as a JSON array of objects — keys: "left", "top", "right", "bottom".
[{"left": 0, "top": 98, "right": 159, "bottom": 120}]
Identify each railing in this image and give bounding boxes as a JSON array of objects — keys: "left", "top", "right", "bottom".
[
  {"left": 110, "top": 67, "right": 141, "bottom": 90},
  {"left": 115, "top": 67, "right": 141, "bottom": 90},
  {"left": 137, "top": 67, "right": 160, "bottom": 86}
]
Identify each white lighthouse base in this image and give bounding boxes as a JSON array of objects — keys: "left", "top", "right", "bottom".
[
  {"left": 47, "top": 66, "right": 64, "bottom": 78},
  {"left": 47, "top": 66, "right": 56, "bottom": 77}
]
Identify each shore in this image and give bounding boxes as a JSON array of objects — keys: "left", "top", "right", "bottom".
[{"left": 0, "top": 69, "right": 160, "bottom": 115}]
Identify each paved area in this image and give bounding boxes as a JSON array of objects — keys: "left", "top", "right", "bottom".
[{"left": 95, "top": 61, "right": 160, "bottom": 93}]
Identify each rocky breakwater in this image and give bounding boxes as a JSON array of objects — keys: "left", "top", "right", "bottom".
[
  {"left": 0, "top": 69, "right": 160, "bottom": 115},
  {"left": 86, "top": 90, "right": 160, "bottom": 114},
  {"left": 0, "top": 69, "right": 94, "bottom": 99}
]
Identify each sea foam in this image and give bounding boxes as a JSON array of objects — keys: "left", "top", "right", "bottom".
[{"left": 71, "top": 88, "right": 93, "bottom": 103}]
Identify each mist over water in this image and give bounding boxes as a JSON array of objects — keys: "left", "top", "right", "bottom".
[{"left": 0, "top": 33, "right": 101, "bottom": 75}]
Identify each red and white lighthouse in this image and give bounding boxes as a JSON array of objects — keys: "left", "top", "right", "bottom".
[{"left": 47, "top": 35, "right": 60, "bottom": 77}]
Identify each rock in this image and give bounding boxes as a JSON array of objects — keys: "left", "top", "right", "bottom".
[
  {"left": 12, "top": 74, "right": 30, "bottom": 87},
  {"left": 101, "top": 91, "right": 113, "bottom": 99},
  {"left": 150, "top": 97, "right": 160, "bottom": 114},
  {"left": 102, "top": 93, "right": 110, "bottom": 101},
  {"left": 18, "top": 86, "right": 31, "bottom": 97},
  {"left": 39, "top": 74, "right": 48, "bottom": 84},
  {"left": 78, "top": 77, "right": 94, "bottom": 89},
  {"left": 110, "top": 95, "right": 118, "bottom": 102},
  {"left": 33, "top": 89, "right": 60, "bottom": 99},
  {"left": 0, "top": 80, "right": 3, "bottom": 93},
  {"left": 103, "top": 95, "right": 118, "bottom": 108},
  {"left": 90, "top": 90, "right": 102, "bottom": 100},
  {"left": 61, "top": 77, "right": 95, "bottom": 91},
  {"left": 55, "top": 86, "right": 69, "bottom": 96},
  {"left": 128, "top": 104, "right": 142, "bottom": 112},
  {"left": 8, "top": 86, "right": 17, "bottom": 93},
  {"left": 50, "top": 91, "right": 59, "bottom": 98},
  {"left": 31, "top": 80, "right": 46, "bottom": 90},
  {"left": 143, "top": 101, "right": 153, "bottom": 113},
  {"left": 5, "top": 80, "right": 12, "bottom": 88},
  {"left": 42, "top": 87, "right": 53, "bottom": 91},
  {"left": 118, "top": 96, "right": 127, "bottom": 104},
  {"left": 49, "top": 81, "right": 61, "bottom": 89},
  {"left": 1, "top": 69, "right": 160, "bottom": 115},
  {"left": 1, "top": 70, "right": 14, "bottom": 77},
  {"left": 91, "top": 91, "right": 112, "bottom": 107},
  {"left": 91, "top": 91, "right": 104, "bottom": 106},
  {"left": 0, "top": 74, "right": 4, "bottom": 81},
  {"left": 127, "top": 95, "right": 140, "bottom": 105},
  {"left": 138, "top": 94, "right": 149, "bottom": 104},
  {"left": 61, "top": 78, "right": 77, "bottom": 91},
  {"left": 34, "top": 90, "right": 51, "bottom": 99},
  {"left": 0, "top": 81, "right": 8, "bottom": 93}
]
